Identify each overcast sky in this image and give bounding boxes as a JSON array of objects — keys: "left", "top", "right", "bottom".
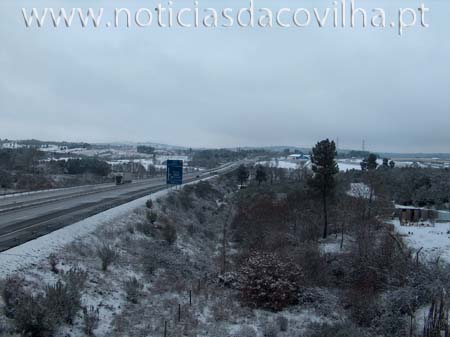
[{"left": 0, "top": 0, "right": 449, "bottom": 152}]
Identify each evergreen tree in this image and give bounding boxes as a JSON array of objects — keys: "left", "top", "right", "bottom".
[
  {"left": 367, "top": 153, "right": 378, "bottom": 170},
  {"left": 308, "top": 139, "right": 339, "bottom": 239},
  {"left": 255, "top": 165, "right": 267, "bottom": 185},
  {"left": 237, "top": 164, "right": 249, "bottom": 185}
]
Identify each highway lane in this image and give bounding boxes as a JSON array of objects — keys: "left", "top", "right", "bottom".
[
  {"left": 0, "top": 161, "right": 241, "bottom": 251},
  {"left": 0, "top": 177, "right": 172, "bottom": 212}
]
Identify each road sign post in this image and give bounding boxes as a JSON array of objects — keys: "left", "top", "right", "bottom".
[{"left": 166, "top": 160, "right": 183, "bottom": 186}]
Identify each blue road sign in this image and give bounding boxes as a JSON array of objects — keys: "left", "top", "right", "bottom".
[{"left": 166, "top": 160, "right": 183, "bottom": 185}]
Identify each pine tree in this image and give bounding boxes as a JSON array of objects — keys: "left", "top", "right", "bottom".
[
  {"left": 255, "top": 165, "right": 267, "bottom": 185},
  {"left": 308, "top": 139, "right": 338, "bottom": 239},
  {"left": 367, "top": 153, "right": 378, "bottom": 170},
  {"left": 237, "top": 164, "right": 249, "bottom": 185}
]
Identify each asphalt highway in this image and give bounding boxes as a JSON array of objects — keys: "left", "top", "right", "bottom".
[{"left": 0, "top": 162, "right": 240, "bottom": 251}]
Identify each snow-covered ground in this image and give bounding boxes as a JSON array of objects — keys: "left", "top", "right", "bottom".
[
  {"left": 347, "top": 182, "right": 371, "bottom": 199},
  {"left": 257, "top": 159, "right": 306, "bottom": 170},
  {"left": 392, "top": 219, "right": 450, "bottom": 262}
]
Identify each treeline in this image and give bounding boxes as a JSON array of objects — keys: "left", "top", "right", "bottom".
[
  {"left": 136, "top": 146, "right": 155, "bottom": 154},
  {"left": 191, "top": 149, "right": 266, "bottom": 169},
  {"left": 14, "top": 139, "right": 91, "bottom": 149},
  {"left": 0, "top": 148, "right": 44, "bottom": 172},
  {"left": 48, "top": 158, "right": 111, "bottom": 176},
  {"left": 0, "top": 148, "right": 112, "bottom": 191},
  {"left": 342, "top": 166, "right": 450, "bottom": 207}
]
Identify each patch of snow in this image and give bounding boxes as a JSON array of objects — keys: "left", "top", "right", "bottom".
[
  {"left": 347, "top": 182, "right": 371, "bottom": 199},
  {"left": 392, "top": 219, "right": 450, "bottom": 262}
]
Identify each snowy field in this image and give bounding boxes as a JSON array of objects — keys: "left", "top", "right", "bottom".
[{"left": 392, "top": 220, "right": 450, "bottom": 262}]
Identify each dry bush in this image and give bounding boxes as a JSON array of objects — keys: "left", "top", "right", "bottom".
[
  {"left": 96, "top": 243, "right": 119, "bottom": 271},
  {"left": 61, "top": 267, "right": 88, "bottom": 291},
  {"left": 146, "top": 211, "right": 158, "bottom": 224},
  {"left": 135, "top": 221, "right": 153, "bottom": 236},
  {"left": 1, "top": 276, "right": 27, "bottom": 318},
  {"left": 83, "top": 306, "right": 100, "bottom": 336},
  {"left": 48, "top": 253, "right": 59, "bottom": 274},
  {"left": 124, "top": 277, "right": 144, "bottom": 304},
  {"left": 163, "top": 223, "right": 177, "bottom": 245},
  {"left": 6, "top": 278, "right": 84, "bottom": 337},
  {"left": 46, "top": 280, "right": 82, "bottom": 324},
  {"left": 294, "top": 242, "right": 328, "bottom": 286}
]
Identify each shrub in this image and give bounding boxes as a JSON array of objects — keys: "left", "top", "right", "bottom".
[
  {"left": 146, "top": 211, "right": 158, "bottom": 224},
  {"left": 237, "top": 252, "right": 302, "bottom": 311},
  {"left": 139, "top": 241, "right": 190, "bottom": 278},
  {"left": 7, "top": 279, "right": 84, "bottom": 337},
  {"left": 62, "top": 267, "right": 88, "bottom": 292},
  {"left": 145, "top": 199, "right": 153, "bottom": 209},
  {"left": 193, "top": 180, "right": 218, "bottom": 199},
  {"left": 12, "top": 292, "right": 55, "bottom": 337},
  {"left": 178, "top": 189, "right": 194, "bottom": 210},
  {"left": 162, "top": 223, "right": 177, "bottom": 245},
  {"left": 48, "top": 253, "right": 59, "bottom": 274},
  {"left": 125, "top": 277, "right": 144, "bottom": 304},
  {"left": 45, "top": 280, "right": 82, "bottom": 324},
  {"left": 136, "top": 221, "right": 152, "bottom": 236},
  {"left": 96, "top": 243, "right": 119, "bottom": 271},
  {"left": 83, "top": 306, "right": 100, "bottom": 336},
  {"left": 1, "top": 276, "right": 27, "bottom": 318}
]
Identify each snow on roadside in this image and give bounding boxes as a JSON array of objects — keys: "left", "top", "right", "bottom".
[{"left": 0, "top": 177, "right": 215, "bottom": 278}]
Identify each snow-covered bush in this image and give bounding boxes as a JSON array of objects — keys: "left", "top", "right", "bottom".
[{"left": 237, "top": 252, "right": 303, "bottom": 311}]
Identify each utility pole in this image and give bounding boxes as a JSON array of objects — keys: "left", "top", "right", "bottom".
[{"left": 362, "top": 139, "right": 366, "bottom": 152}]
